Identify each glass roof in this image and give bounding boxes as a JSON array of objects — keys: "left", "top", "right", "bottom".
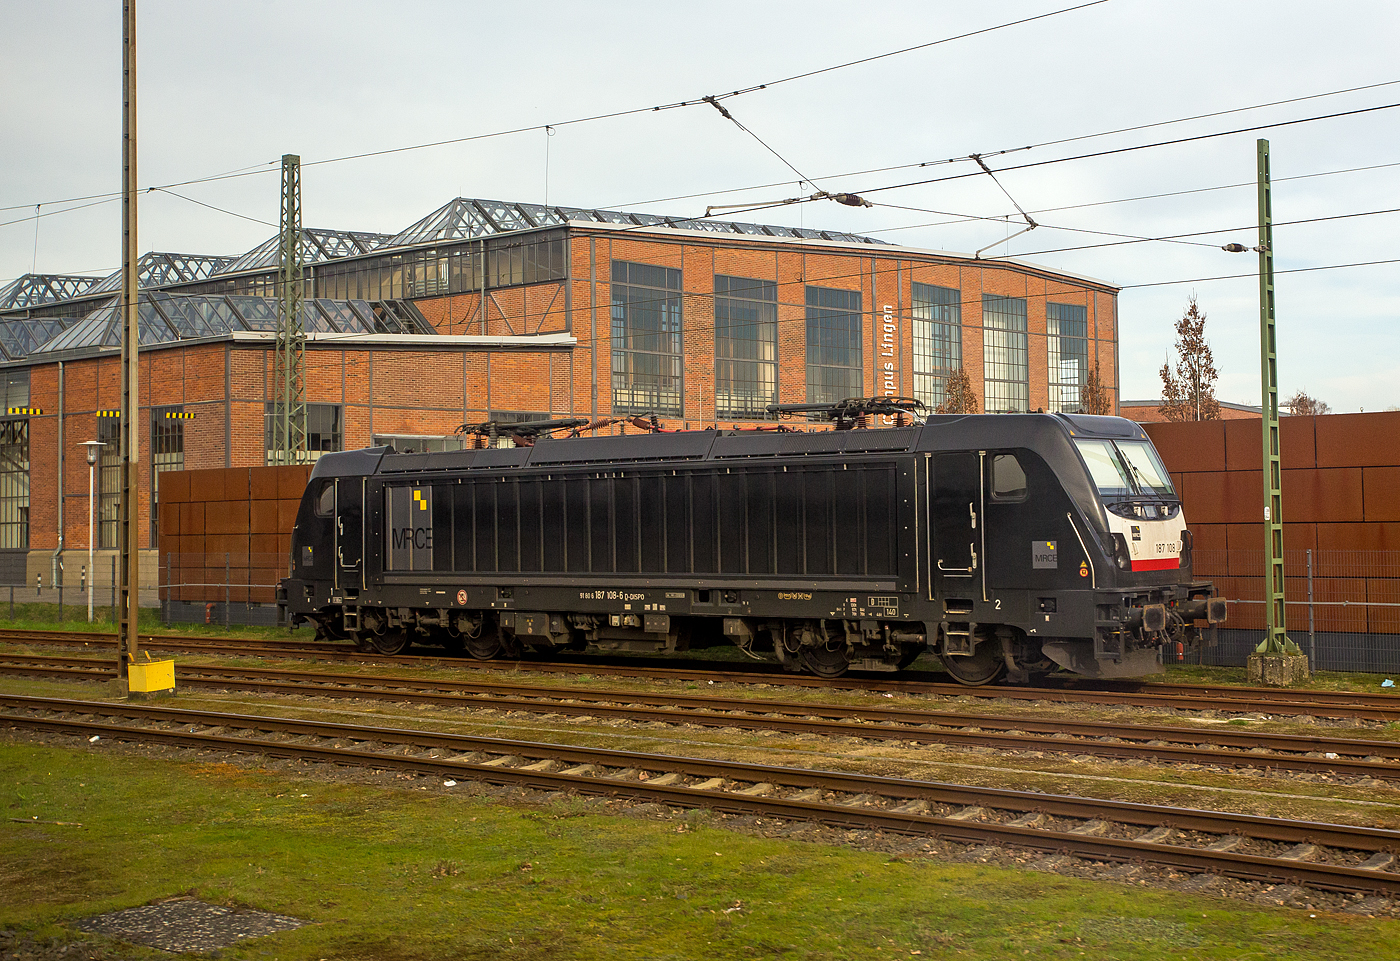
[
  {"left": 0, "top": 274, "right": 106, "bottom": 310},
  {"left": 6, "top": 199, "right": 888, "bottom": 319},
  {"left": 0, "top": 317, "right": 76, "bottom": 361},
  {"left": 387, "top": 197, "right": 890, "bottom": 247},
  {"left": 222, "top": 228, "right": 392, "bottom": 274},
  {"left": 88, "top": 252, "right": 236, "bottom": 295},
  {"left": 27, "top": 292, "right": 400, "bottom": 358}
]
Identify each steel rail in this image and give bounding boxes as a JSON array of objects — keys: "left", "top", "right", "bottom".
[
  {"left": 5, "top": 655, "right": 1400, "bottom": 779},
  {"left": 3, "top": 693, "right": 1399, "bottom": 896},
  {"left": 4, "top": 629, "right": 1399, "bottom": 720}
]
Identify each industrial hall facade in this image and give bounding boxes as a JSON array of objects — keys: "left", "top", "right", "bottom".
[{"left": 0, "top": 196, "right": 1121, "bottom": 584}]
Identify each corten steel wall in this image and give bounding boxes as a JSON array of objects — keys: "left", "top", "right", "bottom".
[
  {"left": 20, "top": 227, "right": 1118, "bottom": 574},
  {"left": 1143, "top": 412, "right": 1400, "bottom": 671},
  {"left": 157, "top": 465, "right": 310, "bottom": 626}
]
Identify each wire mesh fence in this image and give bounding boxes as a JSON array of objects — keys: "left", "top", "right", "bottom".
[
  {"left": 159, "top": 551, "right": 288, "bottom": 628},
  {"left": 1187, "top": 548, "right": 1400, "bottom": 673}
]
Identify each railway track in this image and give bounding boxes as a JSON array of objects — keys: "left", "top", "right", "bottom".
[
  {"left": 5, "top": 653, "right": 1400, "bottom": 782},
  {"left": 3, "top": 692, "right": 1398, "bottom": 899},
  {"left": 5, "top": 628, "right": 1400, "bottom": 721}
]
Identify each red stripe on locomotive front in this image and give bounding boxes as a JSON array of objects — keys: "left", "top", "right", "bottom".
[{"left": 1130, "top": 557, "right": 1179, "bottom": 571}]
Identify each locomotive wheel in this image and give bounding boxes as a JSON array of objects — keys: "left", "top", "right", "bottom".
[
  {"left": 800, "top": 642, "right": 850, "bottom": 678},
  {"left": 939, "top": 643, "right": 1005, "bottom": 686},
  {"left": 463, "top": 630, "right": 503, "bottom": 660},
  {"left": 370, "top": 630, "right": 411, "bottom": 656}
]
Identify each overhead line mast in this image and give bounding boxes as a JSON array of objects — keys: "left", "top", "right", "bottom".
[
  {"left": 271, "top": 154, "right": 307, "bottom": 466},
  {"left": 116, "top": 0, "right": 140, "bottom": 681}
]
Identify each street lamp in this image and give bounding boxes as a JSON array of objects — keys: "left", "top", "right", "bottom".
[{"left": 81, "top": 440, "right": 104, "bottom": 623}]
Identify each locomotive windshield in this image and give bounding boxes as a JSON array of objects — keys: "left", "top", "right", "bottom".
[{"left": 1074, "top": 438, "right": 1175, "bottom": 499}]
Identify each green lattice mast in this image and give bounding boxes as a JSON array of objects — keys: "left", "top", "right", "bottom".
[
  {"left": 1256, "top": 139, "right": 1298, "bottom": 656},
  {"left": 271, "top": 154, "right": 307, "bottom": 466}
]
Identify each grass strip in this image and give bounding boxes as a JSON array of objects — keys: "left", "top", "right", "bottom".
[{"left": 3, "top": 740, "right": 1398, "bottom": 960}]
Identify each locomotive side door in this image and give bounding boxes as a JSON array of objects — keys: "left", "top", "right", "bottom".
[
  {"left": 334, "top": 477, "right": 364, "bottom": 591},
  {"left": 930, "top": 452, "right": 983, "bottom": 595}
]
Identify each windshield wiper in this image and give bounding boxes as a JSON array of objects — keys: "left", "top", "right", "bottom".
[{"left": 1109, "top": 443, "right": 1144, "bottom": 496}]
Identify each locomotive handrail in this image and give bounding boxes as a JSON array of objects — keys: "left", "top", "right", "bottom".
[{"left": 1066, "top": 512, "right": 1097, "bottom": 590}]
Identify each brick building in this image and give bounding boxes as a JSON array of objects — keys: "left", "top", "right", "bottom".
[
  {"left": 1120, "top": 399, "right": 1262, "bottom": 423},
  {"left": 0, "top": 197, "right": 1120, "bottom": 584}
]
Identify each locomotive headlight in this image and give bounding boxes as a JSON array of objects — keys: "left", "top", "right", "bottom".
[{"left": 1111, "top": 533, "right": 1132, "bottom": 571}]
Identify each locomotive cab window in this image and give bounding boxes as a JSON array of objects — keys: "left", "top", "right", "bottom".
[
  {"left": 990, "top": 453, "right": 1027, "bottom": 500},
  {"left": 315, "top": 480, "right": 334, "bottom": 517},
  {"left": 1075, "top": 439, "right": 1176, "bottom": 499}
]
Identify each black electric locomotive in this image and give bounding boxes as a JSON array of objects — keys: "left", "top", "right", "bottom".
[{"left": 278, "top": 407, "right": 1227, "bottom": 685}]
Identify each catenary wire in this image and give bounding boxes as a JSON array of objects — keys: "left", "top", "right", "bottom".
[
  {"left": 607, "top": 79, "right": 1400, "bottom": 211},
  {"left": 0, "top": 2, "right": 1113, "bottom": 217},
  {"left": 864, "top": 160, "right": 1400, "bottom": 234},
  {"left": 149, "top": 187, "right": 278, "bottom": 228},
  {"left": 977, "top": 206, "right": 1400, "bottom": 260},
  {"left": 575, "top": 101, "right": 1400, "bottom": 240}
]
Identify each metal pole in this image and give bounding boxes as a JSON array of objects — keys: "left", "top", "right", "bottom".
[
  {"left": 57, "top": 561, "right": 62, "bottom": 622},
  {"left": 1255, "top": 138, "right": 1293, "bottom": 656},
  {"left": 88, "top": 456, "right": 95, "bottom": 623},
  {"left": 1306, "top": 548, "right": 1316, "bottom": 666},
  {"left": 224, "top": 552, "right": 230, "bottom": 630},
  {"left": 117, "top": 0, "right": 141, "bottom": 681}
]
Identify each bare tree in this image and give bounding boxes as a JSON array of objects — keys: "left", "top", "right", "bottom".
[
  {"left": 1283, "top": 389, "right": 1331, "bottom": 416},
  {"left": 1158, "top": 294, "right": 1220, "bottom": 422},
  {"left": 936, "top": 366, "right": 979, "bottom": 414},
  {"left": 1079, "top": 364, "right": 1112, "bottom": 415}
]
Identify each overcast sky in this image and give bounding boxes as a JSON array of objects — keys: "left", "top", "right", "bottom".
[{"left": 2, "top": 0, "right": 1397, "bottom": 411}]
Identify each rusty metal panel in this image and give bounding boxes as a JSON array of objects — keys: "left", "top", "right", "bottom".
[
  {"left": 1281, "top": 468, "right": 1363, "bottom": 523},
  {"left": 1369, "top": 578, "right": 1400, "bottom": 634},
  {"left": 1316, "top": 412, "right": 1400, "bottom": 468},
  {"left": 1316, "top": 522, "right": 1400, "bottom": 553},
  {"left": 223, "top": 467, "right": 251, "bottom": 502},
  {"left": 1192, "top": 523, "right": 1228, "bottom": 553},
  {"left": 1363, "top": 467, "right": 1400, "bottom": 522},
  {"left": 250, "top": 500, "right": 280, "bottom": 534},
  {"left": 1223, "top": 418, "right": 1261, "bottom": 472},
  {"left": 187, "top": 468, "right": 224, "bottom": 503},
  {"left": 1225, "top": 525, "right": 1264, "bottom": 576},
  {"left": 249, "top": 467, "right": 280, "bottom": 501},
  {"left": 1181, "top": 472, "right": 1227, "bottom": 523},
  {"left": 1279, "top": 416, "right": 1316, "bottom": 470},
  {"left": 160, "top": 470, "right": 191, "bottom": 503},
  {"left": 1142, "top": 420, "right": 1225, "bottom": 473}
]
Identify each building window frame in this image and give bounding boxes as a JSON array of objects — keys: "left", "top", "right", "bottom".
[
  {"left": 911, "top": 283, "right": 961, "bottom": 411},
  {"left": 264, "top": 403, "right": 343, "bottom": 464},
  {"left": 982, "top": 294, "right": 1029, "bottom": 413},
  {"left": 97, "top": 416, "right": 121, "bottom": 549},
  {"left": 150, "top": 405, "right": 185, "bottom": 542},
  {"left": 0, "top": 417, "right": 30, "bottom": 550},
  {"left": 1047, "top": 302, "right": 1089, "bottom": 413},
  {"left": 805, "top": 285, "right": 863, "bottom": 406},
  {"left": 714, "top": 275, "right": 778, "bottom": 420},
  {"left": 610, "top": 260, "right": 683, "bottom": 417}
]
